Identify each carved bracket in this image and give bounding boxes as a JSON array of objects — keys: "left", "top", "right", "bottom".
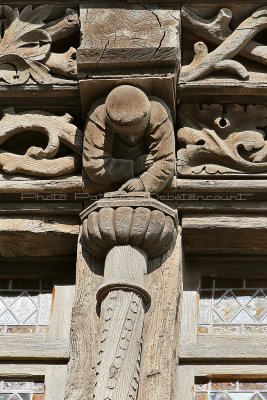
[{"left": 81, "top": 193, "right": 177, "bottom": 399}]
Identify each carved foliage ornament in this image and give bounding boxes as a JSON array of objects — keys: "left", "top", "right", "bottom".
[
  {"left": 177, "top": 104, "right": 267, "bottom": 175},
  {"left": 0, "top": 5, "right": 79, "bottom": 84},
  {"left": 0, "top": 108, "right": 82, "bottom": 177},
  {"left": 181, "top": 6, "right": 267, "bottom": 81}
]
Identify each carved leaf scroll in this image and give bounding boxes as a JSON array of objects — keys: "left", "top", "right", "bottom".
[
  {"left": 0, "top": 108, "right": 83, "bottom": 177},
  {"left": 0, "top": 5, "right": 79, "bottom": 84},
  {"left": 181, "top": 6, "right": 267, "bottom": 81},
  {"left": 177, "top": 104, "right": 267, "bottom": 175}
]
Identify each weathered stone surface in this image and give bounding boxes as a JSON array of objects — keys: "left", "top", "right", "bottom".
[
  {"left": 78, "top": 2, "right": 180, "bottom": 76},
  {"left": 83, "top": 85, "right": 176, "bottom": 193}
]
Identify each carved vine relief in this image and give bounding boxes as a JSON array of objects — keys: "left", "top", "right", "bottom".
[
  {"left": 0, "top": 108, "right": 82, "bottom": 177},
  {"left": 181, "top": 6, "right": 267, "bottom": 81},
  {"left": 177, "top": 104, "right": 267, "bottom": 175},
  {"left": 83, "top": 85, "right": 176, "bottom": 193},
  {"left": 0, "top": 5, "right": 79, "bottom": 84}
]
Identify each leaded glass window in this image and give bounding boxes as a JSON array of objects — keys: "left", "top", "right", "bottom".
[
  {"left": 195, "top": 380, "right": 267, "bottom": 400},
  {"left": 0, "top": 278, "right": 53, "bottom": 333},
  {"left": 0, "top": 380, "right": 45, "bottom": 399},
  {"left": 198, "top": 278, "right": 267, "bottom": 335}
]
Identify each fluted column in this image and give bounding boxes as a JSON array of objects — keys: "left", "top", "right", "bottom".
[{"left": 81, "top": 193, "right": 177, "bottom": 400}]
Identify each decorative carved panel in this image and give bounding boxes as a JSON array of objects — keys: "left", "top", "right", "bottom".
[
  {"left": 0, "top": 5, "right": 79, "bottom": 85},
  {"left": 177, "top": 104, "right": 267, "bottom": 176},
  {"left": 0, "top": 108, "right": 82, "bottom": 177},
  {"left": 181, "top": 4, "right": 267, "bottom": 88}
]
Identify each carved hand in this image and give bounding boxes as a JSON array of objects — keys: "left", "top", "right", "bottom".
[
  {"left": 119, "top": 178, "right": 145, "bottom": 192},
  {"left": 133, "top": 154, "right": 154, "bottom": 176}
]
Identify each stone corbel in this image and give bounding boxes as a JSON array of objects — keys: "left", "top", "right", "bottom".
[{"left": 80, "top": 192, "right": 178, "bottom": 399}]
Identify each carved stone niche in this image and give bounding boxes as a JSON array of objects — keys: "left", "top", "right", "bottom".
[
  {"left": 0, "top": 5, "right": 79, "bottom": 85},
  {"left": 80, "top": 193, "right": 178, "bottom": 400},
  {"left": 180, "top": 4, "right": 267, "bottom": 90},
  {"left": 177, "top": 103, "right": 267, "bottom": 177}
]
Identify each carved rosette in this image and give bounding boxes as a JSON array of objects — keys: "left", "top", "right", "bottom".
[{"left": 81, "top": 194, "right": 177, "bottom": 400}]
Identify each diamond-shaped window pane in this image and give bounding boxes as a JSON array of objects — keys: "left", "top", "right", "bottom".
[
  {"left": 195, "top": 381, "right": 267, "bottom": 400},
  {"left": 210, "top": 393, "right": 232, "bottom": 400},
  {"left": 10, "top": 296, "right": 37, "bottom": 324},
  {"left": 0, "top": 279, "right": 53, "bottom": 333},
  {"left": 0, "top": 381, "right": 44, "bottom": 398},
  {"left": 213, "top": 292, "right": 241, "bottom": 323},
  {"left": 231, "top": 310, "right": 255, "bottom": 324},
  {"left": 198, "top": 278, "right": 267, "bottom": 335},
  {"left": 246, "top": 293, "right": 267, "bottom": 322}
]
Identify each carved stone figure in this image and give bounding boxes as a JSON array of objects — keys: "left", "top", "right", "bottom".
[
  {"left": 181, "top": 6, "right": 267, "bottom": 82},
  {"left": 0, "top": 5, "right": 79, "bottom": 84},
  {"left": 83, "top": 85, "right": 176, "bottom": 193},
  {"left": 81, "top": 193, "right": 178, "bottom": 399},
  {"left": 177, "top": 104, "right": 267, "bottom": 176},
  {"left": 0, "top": 108, "right": 83, "bottom": 177}
]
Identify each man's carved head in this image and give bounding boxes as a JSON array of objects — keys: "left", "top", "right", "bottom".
[{"left": 105, "top": 85, "right": 151, "bottom": 146}]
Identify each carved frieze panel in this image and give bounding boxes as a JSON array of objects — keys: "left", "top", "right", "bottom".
[
  {"left": 0, "top": 108, "right": 82, "bottom": 177},
  {"left": 177, "top": 103, "right": 267, "bottom": 176},
  {"left": 0, "top": 5, "right": 79, "bottom": 85},
  {"left": 180, "top": 4, "right": 267, "bottom": 88},
  {"left": 78, "top": 2, "right": 180, "bottom": 77}
]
